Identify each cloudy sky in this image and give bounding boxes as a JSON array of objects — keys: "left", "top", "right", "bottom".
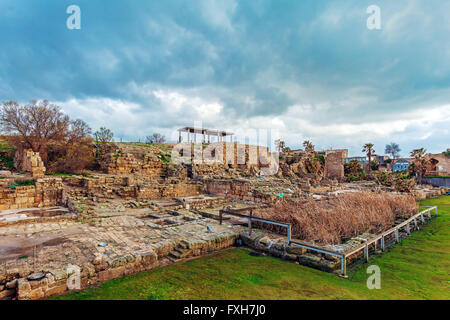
[{"left": 0, "top": 0, "right": 449, "bottom": 156}]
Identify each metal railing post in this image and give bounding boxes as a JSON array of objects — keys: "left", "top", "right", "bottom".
[
  {"left": 288, "top": 224, "right": 292, "bottom": 245},
  {"left": 341, "top": 255, "right": 346, "bottom": 277}
]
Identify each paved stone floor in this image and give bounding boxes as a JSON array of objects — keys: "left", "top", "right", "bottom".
[{"left": 0, "top": 199, "right": 244, "bottom": 283}]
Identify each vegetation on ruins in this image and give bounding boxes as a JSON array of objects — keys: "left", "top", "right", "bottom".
[
  {"left": 303, "top": 140, "right": 315, "bottom": 154},
  {"left": 362, "top": 143, "right": 375, "bottom": 174},
  {"left": 370, "top": 160, "right": 379, "bottom": 171},
  {"left": 344, "top": 159, "right": 366, "bottom": 181},
  {"left": 146, "top": 133, "right": 166, "bottom": 144},
  {"left": 47, "top": 119, "right": 95, "bottom": 173},
  {"left": 409, "top": 148, "right": 429, "bottom": 184},
  {"left": 302, "top": 140, "right": 323, "bottom": 176},
  {"left": 0, "top": 139, "right": 14, "bottom": 169},
  {"left": 254, "top": 192, "right": 417, "bottom": 244},
  {"left": 375, "top": 171, "right": 416, "bottom": 192}
]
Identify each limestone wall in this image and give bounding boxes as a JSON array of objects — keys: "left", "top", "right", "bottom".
[
  {"left": 204, "top": 179, "right": 274, "bottom": 203},
  {"left": 0, "top": 178, "right": 64, "bottom": 210},
  {"left": 64, "top": 175, "right": 202, "bottom": 201},
  {"left": 324, "top": 151, "right": 345, "bottom": 180},
  {"left": 102, "top": 152, "right": 166, "bottom": 177},
  {"left": 13, "top": 149, "right": 46, "bottom": 178},
  {"left": 0, "top": 234, "right": 238, "bottom": 300}
]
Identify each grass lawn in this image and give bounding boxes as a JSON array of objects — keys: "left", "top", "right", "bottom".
[{"left": 53, "top": 196, "right": 450, "bottom": 300}]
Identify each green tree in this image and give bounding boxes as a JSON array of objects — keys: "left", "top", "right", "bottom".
[
  {"left": 94, "top": 127, "right": 114, "bottom": 144},
  {"left": 410, "top": 148, "right": 429, "bottom": 184}
]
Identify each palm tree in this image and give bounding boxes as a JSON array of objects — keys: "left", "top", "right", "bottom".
[
  {"left": 303, "top": 140, "right": 315, "bottom": 153},
  {"left": 410, "top": 148, "right": 429, "bottom": 184},
  {"left": 362, "top": 143, "right": 375, "bottom": 174}
]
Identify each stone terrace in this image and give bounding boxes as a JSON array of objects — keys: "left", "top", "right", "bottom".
[{"left": 0, "top": 198, "right": 245, "bottom": 300}]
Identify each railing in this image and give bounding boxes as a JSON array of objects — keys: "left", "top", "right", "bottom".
[
  {"left": 293, "top": 206, "right": 437, "bottom": 277},
  {"left": 220, "top": 205, "right": 438, "bottom": 277},
  {"left": 219, "top": 206, "right": 291, "bottom": 243}
]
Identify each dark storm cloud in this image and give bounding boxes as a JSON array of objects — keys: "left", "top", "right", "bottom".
[{"left": 0, "top": 0, "right": 449, "bottom": 153}]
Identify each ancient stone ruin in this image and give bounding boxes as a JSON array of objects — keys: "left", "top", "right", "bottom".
[
  {"left": 0, "top": 130, "right": 447, "bottom": 300},
  {"left": 14, "top": 149, "right": 46, "bottom": 178},
  {"left": 324, "top": 150, "right": 345, "bottom": 179}
]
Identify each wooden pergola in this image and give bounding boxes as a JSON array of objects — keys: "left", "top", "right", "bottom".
[{"left": 177, "top": 127, "right": 234, "bottom": 143}]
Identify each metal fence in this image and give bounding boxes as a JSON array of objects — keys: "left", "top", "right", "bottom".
[{"left": 221, "top": 205, "right": 438, "bottom": 277}]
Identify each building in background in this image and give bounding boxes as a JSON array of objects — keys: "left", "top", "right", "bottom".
[
  {"left": 426, "top": 152, "right": 450, "bottom": 176},
  {"left": 393, "top": 160, "right": 410, "bottom": 172}
]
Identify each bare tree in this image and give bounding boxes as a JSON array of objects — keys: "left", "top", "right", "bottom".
[
  {"left": 146, "top": 133, "right": 166, "bottom": 144},
  {"left": 69, "top": 119, "right": 92, "bottom": 142}
]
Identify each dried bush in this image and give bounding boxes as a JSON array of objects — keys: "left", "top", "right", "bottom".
[
  {"left": 375, "top": 171, "right": 416, "bottom": 192},
  {"left": 253, "top": 192, "right": 417, "bottom": 244}
]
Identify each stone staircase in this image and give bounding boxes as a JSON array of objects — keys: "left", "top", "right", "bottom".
[{"left": 168, "top": 240, "right": 191, "bottom": 262}]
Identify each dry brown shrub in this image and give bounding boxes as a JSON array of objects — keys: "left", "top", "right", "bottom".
[{"left": 253, "top": 192, "right": 417, "bottom": 244}]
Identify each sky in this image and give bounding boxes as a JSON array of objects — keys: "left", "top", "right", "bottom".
[{"left": 0, "top": 0, "right": 449, "bottom": 157}]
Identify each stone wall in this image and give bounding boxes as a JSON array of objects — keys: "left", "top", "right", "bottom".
[
  {"left": 204, "top": 179, "right": 275, "bottom": 203},
  {"left": 64, "top": 175, "right": 202, "bottom": 201},
  {"left": 0, "top": 234, "right": 238, "bottom": 300},
  {"left": 426, "top": 154, "right": 450, "bottom": 176},
  {"left": 324, "top": 151, "right": 345, "bottom": 180},
  {"left": 0, "top": 178, "right": 64, "bottom": 210},
  {"left": 13, "top": 149, "right": 46, "bottom": 178},
  {"left": 102, "top": 152, "right": 166, "bottom": 177}
]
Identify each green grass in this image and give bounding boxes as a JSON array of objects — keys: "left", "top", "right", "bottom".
[
  {"left": 46, "top": 173, "right": 74, "bottom": 177},
  {"left": 53, "top": 196, "right": 450, "bottom": 300}
]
